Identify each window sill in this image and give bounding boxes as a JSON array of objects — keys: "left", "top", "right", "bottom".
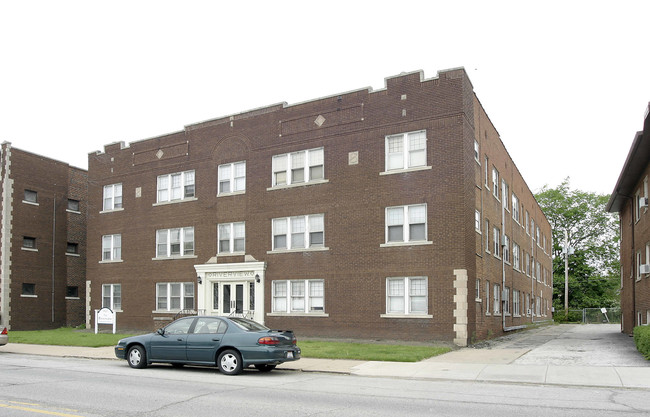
[
  {"left": 485, "top": 312, "right": 491, "bottom": 316},
  {"left": 380, "top": 241, "right": 433, "bottom": 248},
  {"left": 267, "top": 247, "right": 329, "bottom": 254},
  {"left": 21, "top": 247, "right": 38, "bottom": 252},
  {"left": 66, "top": 209, "right": 81, "bottom": 214},
  {"left": 22, "top": 200, "right": 39, "bottom": 206},
  {"left": 267, "top": 312, "right": 329, "bottom": 318},
  {"left": 380, "top": 166, "right": 432, "bottom": 176},
  {"left": 217, "top": 251, "right": 246, "bottom": 257},
  {"left": 152, "top": 197, "right": 198, "bottom": 207},
  {"left": 152, "top": 255, "right": 198, "bottom": 261},
  {"left": 218, "top": 191, "right": 245, "bottom": 198},
  {"left": 100, "top": 208, "right": 124, "bottom": 214},
  {"left": 475, "top": 298, "right": 482, "bottom": 303},
  {"left": 380, "top": 314, "right": 433, "bottom": 319},
  {"left": 21, "top": 294, "right": 37, "bottom": 298},
  {"left": 152, "top": 310, "right": 184, "bottom": 315},
  {"left": 267, "top": 179, "right": 329, "bottom": 191},
  {"left": 66, "top": 253, "right": 80, "bottom": 257},
  {"left": 65, "top": 297, "right": 80, "bottom": 300},
  {"left": 99, "top": 259, "right": 123, "bottom": 264}
]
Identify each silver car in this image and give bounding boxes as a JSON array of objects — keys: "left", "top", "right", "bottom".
[{"left": 0, "top": 327, "right": 7, "bottom": 346}]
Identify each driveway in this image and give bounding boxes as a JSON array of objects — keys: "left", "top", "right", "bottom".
[{"left": 429, "top": 323, "right": 649, "bottom": 367}]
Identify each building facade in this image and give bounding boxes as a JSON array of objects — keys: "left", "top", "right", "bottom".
[
  {"left": 607, "top": 103, "right": 650, "bottom": 334},
  {"left": 0, "top": 142, "right": 87, "bottom": 330},
  {"left": 87, "top": 68, "right": 553, "bottom": 345}
]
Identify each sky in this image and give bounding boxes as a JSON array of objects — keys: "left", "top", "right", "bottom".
[{"left": 1, "top": 0, "right": 648, "bottom": 195}]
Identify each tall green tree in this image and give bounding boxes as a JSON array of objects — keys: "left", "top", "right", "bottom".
[{"left": 535, "top": 178, "right": 620, "bottom": 310}]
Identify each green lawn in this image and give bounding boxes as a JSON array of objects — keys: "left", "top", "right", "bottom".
[{"left": 9, "top": 328, "right": 452, "bottom": 362}]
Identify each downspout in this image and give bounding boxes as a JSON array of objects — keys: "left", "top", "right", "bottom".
[{"left": 51, "top": 196, "right": 56, "bottom": 323}]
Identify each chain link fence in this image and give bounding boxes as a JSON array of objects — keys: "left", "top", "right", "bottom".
[{"left": 561, "top": 308, "right": 621, "bottom": 324}]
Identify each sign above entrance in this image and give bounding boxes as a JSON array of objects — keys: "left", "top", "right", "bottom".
[{"left": 207, "top": 271, "right": 255, "bottom": 279}]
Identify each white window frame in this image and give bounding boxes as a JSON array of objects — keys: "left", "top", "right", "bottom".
[
  {"left": 103, "top": 184, "right": 122, "bottom": 211},
  {"left": 156, "top": 282, "right": 194, "bottom": 311},
  {"left": 155, "top": 227, "right": 195, "bottom": 258},
  {"left": 485, "top": 281, "right": 490, "bottom": 314},
  {"left": 512, "top": 193, "right": 520, "bottom": 223},
  {"left": 218, "top": 161, "right": 246, "bottom": 195},
  {"left": 504, "top": 287, "right": 510, "bottom": 315},
  {"left": 503, "top": 234, "right": 510, "bottom": 264},
  {"left": 475, "top": 210, "right": 481, "bottom": 232},
  {"left": 271, "top": 214, "right": 325, "bottom": 252},
  {"left": 156, "top": 170, "right": 195, "bottom": 203},
  {"left": 271, "top": 279, "right": 325, "bottom": 314},
  {"left": 637, "top": 250, "right": 643, "bottom": 280},
  {"left": 502, "top": 180, "right": 509, "bottom": 211},
  {"left": 513, "top": 289, "right": 520, "bottom": 316},
  {"left": 485, "top": 219, "right": 490, "bottom": 253},
  {"left": 493, "top": 283, "right": 501, "bottom": 314},
  {"left": 218, "top": 222, "right": 245, "bottom": 254},
  {"left": 384, "top": 277, "right": 429, "bottom": 317},
  {"left": 475, "top": 278, "right": 481, "bottom": 301},
  {"left": 272, "top": 148, "right": 324, "bottom": 187},
  {"left": 102, "top": 284, "right": 122, "bottom": 311},
  {"left": 384, "top": 130, "right": 428, "bottom": 172},
  {"left": 484, "top": 156, "right": 489, "bottom": 188},
  {"left": 513, "top": 242, "right": 520, "bottom": 270},
  {"left": 525, "top": 211, "right": 530, "bottom": 235},
  {"left": 101, "top": 234, "right": 121, "bottom": 262},
  {"left": 474, "top": 140, "right": 480, "bottom": 162},
  {"left": 384, "top": 204, "right": 428, "bottom": 245},
  {"left": 492, "top": 167, "right": 500, "bottom": 199},
  {"left": 493, "top": 227, "right": 501, "bottom": 258}
]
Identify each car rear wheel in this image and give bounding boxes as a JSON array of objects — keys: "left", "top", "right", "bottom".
[
  {"left": 127, "top": 345, "right": 147, "bottom": 369},
  {"left": 218, "top": 350, "right": 243, "bottom": 375},
  {"left": 254, "top": 364, "right": 276, "bottom": 373}
]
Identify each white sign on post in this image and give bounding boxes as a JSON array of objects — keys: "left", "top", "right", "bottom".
[{"left": 95, "top": 308, "right": 116, "bottom": 334}]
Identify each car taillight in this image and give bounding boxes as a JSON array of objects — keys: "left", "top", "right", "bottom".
[
  {"left": 1, "top": 327, "right": 7, "bottom": 335},
  {"left": 292, "top": 336, "right": 297, "bottom": 345},
  {"left": 258, "top": 336, "right": 280, "bottom": 345}
]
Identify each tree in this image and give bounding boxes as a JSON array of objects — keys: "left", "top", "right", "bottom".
[{"left": 535, "top": 178, "right": 620, "bottom": 311}]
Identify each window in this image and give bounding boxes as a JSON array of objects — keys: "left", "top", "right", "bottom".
[
  {"left": 157, "top": 171, "right": 195, "bottom": 203},
  {"left": 272, "top": 148, "right": 324, "bottom": 187},
  {"left": 218, "top": 222, "right": 245, "bottom": 254},
  {"left": 102, "top": 284, "right": 121, "bottom": 310},
  {"left": 272, "top": 214, "right": 324, "bottom": 251},
  {"left": 512, "top": 194, "right": 520, "bottom": 223},
  {"left": 525, "top": 211, "right": 530, "bottom": 235},
  {"left": 531, "top": 218, "right": 536, "bottom": 241},
  {"left": 385, "top": 130, "right": 427, "bottom": 171},
  {"left": 385, "top": 204, "right": 427, "bottom": 243},
  {"left": 485, "top": 281, "right": 490, "bottom": 314},
  {"left": 24, "top": 189, "right": 38, "bottom": 204},
  {"left": 485, "top": 219, "right": 490, "bottom": 253},
  {"left": 475, "top": 278, "right": 481, "bottom": 300},
  {"left": 503, "top": 235, "right": 510, "bottom": 263},
  {"left": 493, "top": 227, "right": 500, "bottom": 258},
  {"left": 525, "top": 252, "right": 531, "bottom": 276},
  {"left": 635, "top": 189, "right": 642, "bottom": 222},
  {"left": 156, "top": 227, "right": 194, "bottom": 257},
  {"left": 102, "top": 234, "right": 121, "bottom": 261},
  {"left": 502, "top": 180, "right": 509, "bottom": 210},
  {"left": 492, "top": 167, "right": 499, "bottom": 199},
  {"left": 637, "top": 250, "right": 643, "bottom": 280},
  {"left": 156, "top": 282, "right": 194, "bottom": 311},
  {"left": 536, "top": 226, "right": 541, "bottom": 247},
  {"left": 484, "top": 156, "right": 489, "bottom": 188},
  {"left": 272, "top": 279, "right": 324, "bottom": 313},
  {"left": 66, "top": 242, "right": 79, "bottom": 254},
  {"left": 103, "top": 184, "right": 122, "bottom": 211},
  {"left": 67, "top": 199, "right": 80, "bottom": 212},
  {"left": 526, "top": 293, "right": 531, "bottom": 316},
  {"left": 513, "top": 242, "right": 520, "bottom": 270},
  {"left": 493, "top": 283, "right": 500, "bottom": 314},
  {"left": 66, "top": 286, "right": 79, "bottom": 298},
  {"left": 475, "top": 210, "right": 481, "bottom": 232},
  {"left": 513, "top": 289, "right": 520, "bottom": 316},
  {"left": 22, "top": 236, "right": 36, "bottom": 249},
  {"left": 218, "top": 162, "right": 246, "bottom": 195},
  {"left": 504, "top": 287, "right": 510, "bottom": 314},
  {"left": 474, "top": 140, "right": 480, "bottom": 162},
  {"left": 386, "top": 277, "right": 428, "bottom": 315},
  {"left": 22, "top": 283, "right": 36, "bottom": 296}
]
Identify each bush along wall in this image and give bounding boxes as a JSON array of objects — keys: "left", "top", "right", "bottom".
[{"left": 633, "top": 326, "right": 650, "bottom": 360}]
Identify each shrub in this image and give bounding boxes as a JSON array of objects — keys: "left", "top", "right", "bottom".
[{"left": 633, "top": 326, "right": 650, "bottom": 360}]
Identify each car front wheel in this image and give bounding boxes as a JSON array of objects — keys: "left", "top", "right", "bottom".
[
  {"left": 218, "top": 350, "right": 243, "bottom": 375},
  {"left": 127, "top": 345, "right": 147, "bottom": 369},
  {"left": 254, "top": 364, "right": 276, "bottom": 373}
]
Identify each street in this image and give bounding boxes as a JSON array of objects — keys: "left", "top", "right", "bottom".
[{"left": 0, "top": 353, "right": 649, "bottom": 417}]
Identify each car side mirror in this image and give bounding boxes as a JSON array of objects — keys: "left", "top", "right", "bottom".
[{"left": 157, "top": 328, "right": 165, "bottom": 335}]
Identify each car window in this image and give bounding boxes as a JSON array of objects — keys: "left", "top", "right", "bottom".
[
  {"left": 193, "top": 318, "right": 226, "bottom": 334},
  {"left": 228, "top": 317, "right": 269, "bottom": 331},
  {"left": 164, "top": 318, "right": 194, "bottom": 335}
]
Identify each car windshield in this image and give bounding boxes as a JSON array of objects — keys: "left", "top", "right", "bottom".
[{"left": 229, "top": 317, "right": 269, "bottom": 331}]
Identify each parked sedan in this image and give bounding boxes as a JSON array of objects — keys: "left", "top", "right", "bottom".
[
  {"left": 0, "top": 327, "right": 7, "bottom": 346},
  {"left": 115, "top": 316, "right": 300, "bottom": 375}
]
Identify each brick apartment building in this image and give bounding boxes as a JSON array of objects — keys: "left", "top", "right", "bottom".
[
  {"left": 607, "top": 103, "right": 650, "bottom": 334},
  {"left": 87, "top": 68, "right": 553, "bottom": 345},
  {"left": 0, "top": 142, "right": 87, "bottom": 330}
]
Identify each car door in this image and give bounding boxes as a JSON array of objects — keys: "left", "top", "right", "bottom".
[
  {"left": 186, "top": 318, "right": 226, "bottom": 363},
  {"left": 149, "top": 317, "right": 195, "bottom": 361}
]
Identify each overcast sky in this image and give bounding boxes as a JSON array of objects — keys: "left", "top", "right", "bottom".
[{"left": 1, "top": 1, "right": 648, "bottom": 195}]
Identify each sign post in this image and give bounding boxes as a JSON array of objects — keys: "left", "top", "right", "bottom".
[{"left": 95, "top": 308, "right": 116, "bottom": 334}]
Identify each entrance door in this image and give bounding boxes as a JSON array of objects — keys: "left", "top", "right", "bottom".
[{"left": 222, "top": 283, "right": 244, "bottom": 315}]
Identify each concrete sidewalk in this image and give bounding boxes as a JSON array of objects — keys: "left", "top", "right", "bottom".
[{"left": 2, "top": 325, "right": 649, "bottom": 389}]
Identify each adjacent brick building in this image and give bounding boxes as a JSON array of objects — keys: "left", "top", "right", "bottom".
[
  {"left": 607, "top": 103, "right": 650, "bottom": 334},
  {"left": 87, "top": 68, "right": 553, "bottom": 345},
  {"left": 0, "top": 143, "right": 87, "bottom": 330}
]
